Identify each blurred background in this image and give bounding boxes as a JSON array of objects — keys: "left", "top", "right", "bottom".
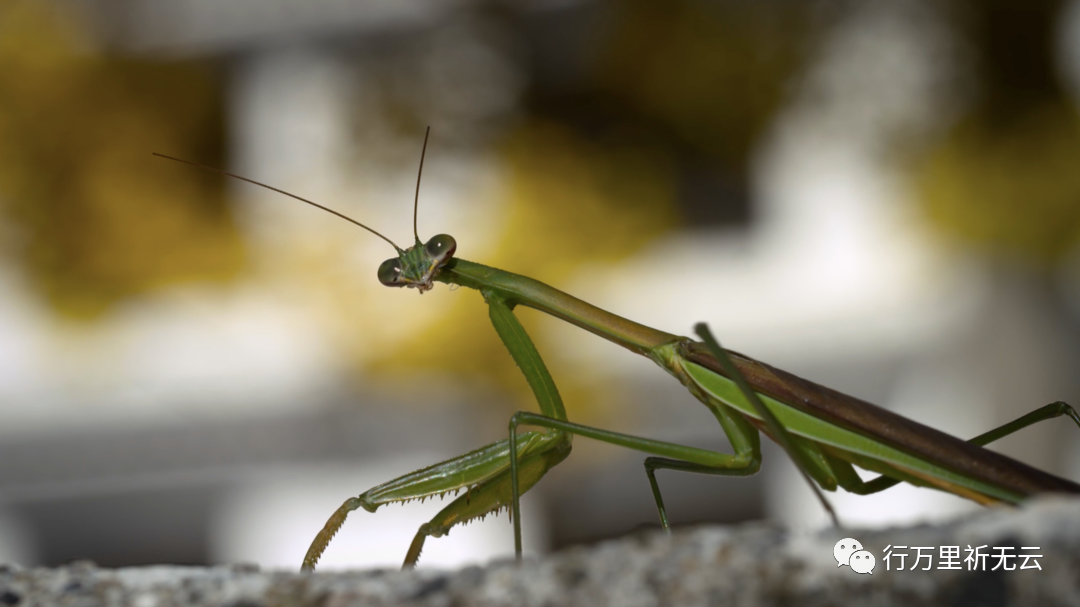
[{"left": 2, "top": 0, "right": 1080, "bottom": 570}]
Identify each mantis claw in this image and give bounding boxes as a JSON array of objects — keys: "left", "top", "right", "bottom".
[{"left": 301, "top": 496, "right": 368, "bottom": 572}]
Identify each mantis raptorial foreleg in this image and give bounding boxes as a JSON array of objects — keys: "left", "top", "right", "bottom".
[
  {"left": 401, "top": 434, "right": 572, "bottom": 567},
  {"left": 300, "top": 429, "right": 569, "bottom": 571}
]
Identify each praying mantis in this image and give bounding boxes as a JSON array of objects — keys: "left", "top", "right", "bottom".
[{"left": 155, "top": 129, "right": 1080, "bottom": 573}]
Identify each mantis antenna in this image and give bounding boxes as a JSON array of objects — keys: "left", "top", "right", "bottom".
[
  {"left": 413, "top": 126, "right": 431, "bottom": 244},
  {"left": 151, "top": 152, "right": 405, "bottom": 253}
]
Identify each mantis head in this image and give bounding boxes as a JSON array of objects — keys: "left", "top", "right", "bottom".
[
  {"left": 376, "top": 126, "right": 454, "bottom": 294},
  {"left": 377, "top": 234, "right": 456, "bottom": 293}
]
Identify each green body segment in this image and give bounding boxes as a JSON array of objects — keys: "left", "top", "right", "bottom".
[{"left": 438, "top": 259, "right": 677, "bottom": 357}]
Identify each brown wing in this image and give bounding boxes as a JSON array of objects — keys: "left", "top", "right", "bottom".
[{"left": 681, "top": 341, "right": 1080, "bottom": 498}]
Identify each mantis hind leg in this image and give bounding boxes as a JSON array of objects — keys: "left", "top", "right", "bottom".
[
  {"left": 969, "top": 400, "right": 1080, "bottom": 445},
  {"left": 831, "top": 401, "right": 1080, "bottom": 495}
]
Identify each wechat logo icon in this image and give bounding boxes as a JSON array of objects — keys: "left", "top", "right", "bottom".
[{"left": 834, "top": 538, "right": 875, "bottom": 575}]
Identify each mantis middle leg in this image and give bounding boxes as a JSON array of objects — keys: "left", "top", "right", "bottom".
[
  {"left": 644, "top": 431, "right": 842, "bottom": 532},
  {"left": 507, "top": 410, "right": 763, "bottom": 556}
]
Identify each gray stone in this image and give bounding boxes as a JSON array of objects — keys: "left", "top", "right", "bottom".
[{"left": 2, "top": 496, "right": 1078, "bottom": 606}]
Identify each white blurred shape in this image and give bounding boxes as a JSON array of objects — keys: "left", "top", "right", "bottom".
[
  {"left": 229, "top": 45, "right": 355, "bottom": 244},
  {"left": 110, "top": 286, "right": 340, "bottom": 414},
  {"left": 0, "top": 268, "right": 50, "bottom": 404},
  {"left": 0, "top": 508, "right": 37, "bottom": 566},
  {"left": 1057, "top": 0, "right": 1080, "bottom": 104},
  {"left": 127, "top": 0, "right": 452, "bottom": 55},
  {"left": 0, "top": 280, "right": 341, "bottom": 438}
]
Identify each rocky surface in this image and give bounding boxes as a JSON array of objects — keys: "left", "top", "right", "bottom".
[{"left": 2, "top": 496, "right": 1079, "bottom": 606}]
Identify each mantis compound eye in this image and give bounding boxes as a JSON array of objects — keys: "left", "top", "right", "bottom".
[
  {"left": 425, "top": 234, "right": 457, "bottom": 264},
  {"left": 377, "top": 258, "right": 405, "bottom": 286}
]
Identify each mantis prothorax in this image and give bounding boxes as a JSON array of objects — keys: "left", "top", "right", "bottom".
[{"left": 154, "top": 129, "right": 1080, "bottom": 572}]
